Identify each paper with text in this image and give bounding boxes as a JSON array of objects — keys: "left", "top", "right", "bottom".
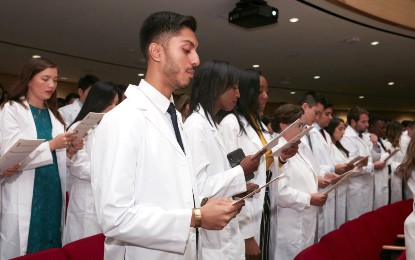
[
  {"left": 0, "top": 139, "right": 45, "bottom": 173},
  {"left": 252, "top": 119, "right": 301, "bottom": 159},
  {"left": 271, "top": 126, "right": 314, "bottom": 157},
  {"left": 232, "top": 173, "right": 285, "bottom": 204},
  {"left": 73, "top": 112, "right": 105, "bottom": 140}
]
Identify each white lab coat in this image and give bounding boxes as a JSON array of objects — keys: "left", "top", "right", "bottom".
[
  {"left": 400, "top": 131, "right": 413, "bottom": 199},
  {"left": 219, "top": 113, "right": 268, "bottom": 243},
  {"left": 383, "top": 138, "right": 404, "bottom": 203},
  {"left": 340, "top": 126, "right": 374, "bottom": 220},
  {"left": 58, "top": 98, "right": 82, "bottom": 127},
  {"left": 0, "top": 100, "right": 66, "bottom": 259},
  {"left": 63, "top": 122, "right": 101, "bottom": 245},
  {"left": 184, "top": 106, "right": 246, "bottom": 260},
  {"left": 271, "top": 140, "right": 318, "bottom": 260},
  {"left": 404, "top": 171, "right": 415, "bottom": 260},
  {"left": 91, "top": 81, "right": 198, "bottom": 260},
  {"left": 330, "top": 144, "right": 349, "bottom": 227},
  {"left": 309, "top": 125, "right": 336, "bottom": 240},
  {"left": 372, "top": 140, "right": 390, "bottom": 210},
  {"left": 59, "top": 99, "right": 81, "bottom": 195}
]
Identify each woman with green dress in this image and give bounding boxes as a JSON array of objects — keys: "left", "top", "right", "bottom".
[{"left": 0, "top": 58, "right": 82, "bottom": 259}]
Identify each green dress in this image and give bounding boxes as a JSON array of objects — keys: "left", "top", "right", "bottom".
[{"left": 27, "top": 105, "right": 62, "bottom": 253}]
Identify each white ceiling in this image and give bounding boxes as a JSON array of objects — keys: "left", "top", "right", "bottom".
[{"left": 0, "top": 0, "right": 414, "bottom": 112}]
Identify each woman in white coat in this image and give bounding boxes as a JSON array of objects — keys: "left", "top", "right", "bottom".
[
  {"left": 0, "top": 58, "right": 80, "bottom": 258},
  {"left": 270, "top": 104, "right": 327, "bottom": 260},
  {"left": 395, "top": 137, "right": 415, "bottom": 259},
  {"left": 63, "top": 81, "right": 119, "bottom": 244},
  {"left": 325, "top": 118, "right": 352, "bottom": 227},
  {"left": 184, "top": 60, "right": 260, "bottom": 260},
  {"left": 219, "top": 69, "right": 275, "bottom": 260},
  {"left": 383, "top": 121, "right": 404, "bottom": 203}
]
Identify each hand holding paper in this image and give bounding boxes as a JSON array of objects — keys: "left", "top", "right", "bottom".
[
  {"left": 252, "top": 119, "right": 302, "bottom": 159},
  {"left": 232, "top": 173, "right": 285, "bottom": 204},
  {"left": 73, "top": 112, "right": 105, "bottom": 141},
  {"left": 0, "top": 139, "right": 45, "bottom": 174}
]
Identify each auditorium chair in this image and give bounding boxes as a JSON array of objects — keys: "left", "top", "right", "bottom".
[{"left": 295, "top": 199, "right": 413, "bottom": 260}]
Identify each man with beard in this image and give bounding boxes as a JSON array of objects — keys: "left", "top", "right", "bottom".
[
  {"left": 340, "top": 106, "right": 376, "bottom": 220},
  {"left": 91, "top": 11, "right": 245, "bottom": 260}
]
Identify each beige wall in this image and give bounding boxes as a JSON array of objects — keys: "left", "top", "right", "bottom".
[{"left": 0, "top": 72, "right": 77, "bottom": 99}]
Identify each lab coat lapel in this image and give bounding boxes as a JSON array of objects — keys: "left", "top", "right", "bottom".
[{"left": 135, "top": 89, "right": 186, "bottom": 156}]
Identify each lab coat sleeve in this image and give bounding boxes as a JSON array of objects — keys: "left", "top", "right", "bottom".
[
  {"left": 275, "top": 174, "right": 311, "bottom": 212},
  {"left": 1, "top": 102, "right": 52, "bottom": 170},
  {"left": 66, "top": 122, "right": 91, "bottom": 181},
  {"left": 184, "top": 119, "right": 246, "bottom": 198},
  {"left": 91, "top": 112, "right": 191, "bottom": 253}
]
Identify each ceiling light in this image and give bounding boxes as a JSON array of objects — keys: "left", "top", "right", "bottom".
[
  {"left": 358, "top": 96, "right": 365, "bottom": 99},
  {"left": 314, "top": 76, "right": 320, "bottom": 79},
  {"left": 252, "top": 64, "right": 260, "bottom": 68},
  {"left": 290, "top": 91, "right": 296, "bottom": 95},
  {"left": 60, "top": 77, "right": 68, "bottom": 80},
  {"left": 289, "top": 18, "right": 299, "bottom": 23},
  {"left": 388, "top": 82, "right": 395, "bottom": 86},
  {"left": 32, "top": 55, "right": 41, "bottom": 58},
  {"left": 370, "top": 41, "right": 379, "bottom": 46},
  {"left": 137, "top": 73, "right": 145, "bottom": 77}
]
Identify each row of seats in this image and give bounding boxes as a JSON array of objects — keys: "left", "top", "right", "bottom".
[
  {"left": 12, "top": 199, "right": 412, "bottom": 260},
  {"left": 11, "top": 233, "right": 105, "bottom": 260},
  {"left": 295, "top": 199, "right": 413, "bottom": 260}
]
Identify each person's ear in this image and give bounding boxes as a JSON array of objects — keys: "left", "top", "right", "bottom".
[{"left": 149, "top": 43, "right": 162, "bottom": 62}]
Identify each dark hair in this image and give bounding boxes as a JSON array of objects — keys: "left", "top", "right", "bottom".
[
  {"left": 298, "top": 91, "right": 326, "bottom": 108},
  {"left": 0, "top": 83, "right": 5, "bottom": 103},
  {"left": 271, "top": 104, "right": 304, "bottom": 133},
  {"left": 57, "top": 97, "right": 66, "bottom": 108},
  {"left": 347, "top": 106, "right": 368, "bottom": 125},
  {"left": 115, "top": 84, "right": 127, "bottom": 103},
  {"left": 262, "top": 114, "right": 273, "bottom": 126},
  {"left": 176, "top": 93, "right": 190, "bottom": 114},
  {"left": 368, "top": 113, "right": 386, "bottom": 127},
  {"left": 189, "top": 60, "right": 239, "bottom": 126},
  {"left": 325, "top": 117, "right": 349, "bottom": 157},
  {"left": 6, "top": 58, "right": 65, "bottom": 125},
  {"left": 65, "top": 92, "right": 80, "bottom": 104},
  {"left": 139, "top": 11, "right": 197, "bottom": 60},
  {"left": 385, "top": 121, "right": 404, "bottom": 148},
  {"left": 67, "top": 81, "right": 118, "bottom": 130},
  {"left": 228, "top": 69, "right": 265, "bottom": 134},
  {"left": 78, "top": 74, "right": 100, "bottom": 91}
]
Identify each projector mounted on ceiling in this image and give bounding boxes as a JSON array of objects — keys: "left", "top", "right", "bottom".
[{"left": 228, "top": 0, "right": 278, "bottom": 29}]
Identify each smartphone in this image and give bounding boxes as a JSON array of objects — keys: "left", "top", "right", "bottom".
[{"left": 227, "top": 148, "right": 254, "bottom": 181}]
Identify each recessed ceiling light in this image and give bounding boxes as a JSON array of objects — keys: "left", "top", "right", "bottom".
[
  {"left": 252, "top": 64, "right": 260, "bottom": 68},
  {"left": 60, "top": 77, "right": 68, "bottom": 80},
  {"left": 290, "top": 91, "right": 296, "bottom": 95},
  {"left": 370, "top": 41, "right": 379, "bottom": 46},
  {"left": 289, "top": 18, "right": 299, "bottom": 23},
  {"left": 358, "top": 96, "right": 365, "bottom": 99},
  {"left": 137, "top": 73, "right": 145, "bottom": 77},
  {"left": 388, "top": 82, "right": 395, "bottom": 86},
  {"left": 314, "top": 76, "right": 320, "bottom": 79},
  {"left": 32, "top": 55, "right": 41, "bottom": 58}
]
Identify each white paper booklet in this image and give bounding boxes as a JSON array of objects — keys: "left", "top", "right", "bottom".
[
  {"left": 271, "top": 126, "right": 314, "bottom": 157},
  {"left": 0, "top": 139, "right": 45, "bottom": 173},
  {"left": 323, "top": 156, "right": 369, "bottom": 194},
  {"left": 232, "top": 173, "right": 285, "bottom": 204},
  {"left": 252, "top": 119, "right": 302, "bottom": 159},
  {"left": 73, "top": 112, "right": 105, "bottom": 140}
]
